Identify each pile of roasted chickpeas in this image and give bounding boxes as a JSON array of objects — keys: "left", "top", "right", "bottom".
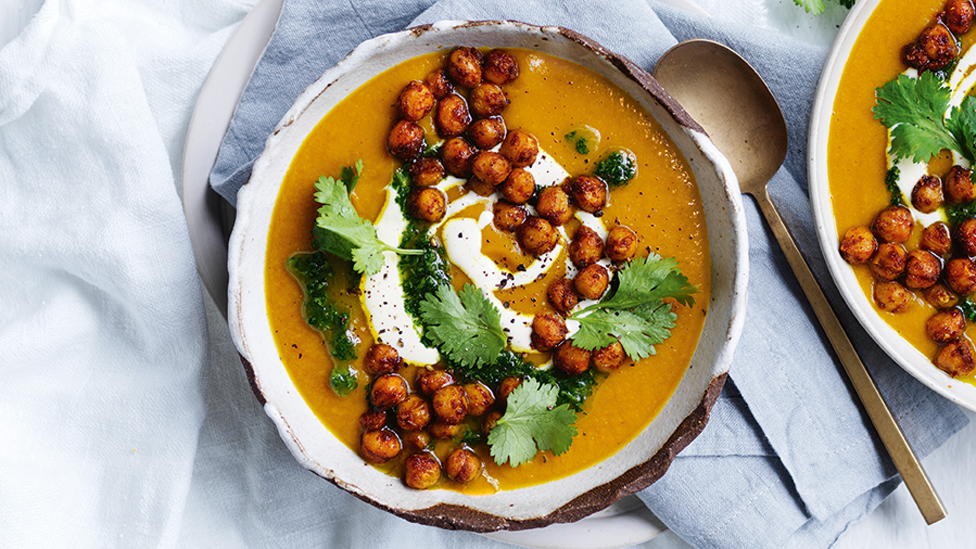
[
  {"left": 902, "top": 0, "right": 973, "bottom": 72},
  {"left": 362, "top": 46, "right": 643, "bottom": 489}
]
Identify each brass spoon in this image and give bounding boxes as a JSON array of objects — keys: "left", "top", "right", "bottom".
[{"left": 653, "top": 39, "right": 946, "bottom": 524}]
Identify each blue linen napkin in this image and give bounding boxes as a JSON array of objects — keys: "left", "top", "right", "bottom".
[{"left": 209, "top": 0, "right": 970, "bottom": 547}]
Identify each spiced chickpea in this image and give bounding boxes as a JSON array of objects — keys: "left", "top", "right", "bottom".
[
  {"left": 435, "top": 94, "right": 472, "bottom": 138},
  {"left": 409, "top": 157, "right": 445, "bottom": 187},
  {"left": 464, "top": 382, "right": 495, "bottom": 416},
  {"left": 944, "top": 0, "right": 975, "bottom": 35},
  {"left": 469, "top": 83, "right": 509, "bottom": 118},
  {"left": 465, "top": 176, "right": 495, "bottom": 197},
  {"left": 396, "top": 394, "right": 432, "bottom": 431},
  {"left": 467, "top": 117, "right": 506, "bottom": 150},
  {"left": 569, "top": 225, "right": 605, "bottom": 268},
  {"left": 359, "top": 410, "right": 387, "bottom": 432},
  {"left": 387, "top": 119, "right": 425, "bottom": 161},
  {"left": 927, "top": 308, "right": 967, "bottom": 343},
  {"left": 904, "top": 249, "right": 942, "bottom": 290},
  {"left": 493, "top": 201, "right": 528, "bottom": 232},
  {"left": 840, "top": 226, "right": 878, "bottom": 264},
  {"left": 912, "top": 175, "right": 944, "bottom": 213},
  {"left": 407, "top": 187, "right": 447, "bottom": 223},
  {"left": 945, "top": 165, "right": 976, "bottom": 203},
  {"left": 441, "top": 137, "right": 477, "bottom": 177},
  {"left": 547, "top": 278, "right": 579, "bottom": 315},
  {"left": 570, "top": 175, "right": 608, "bottom": 213},
  {"left": 363, "top": 343, "right": 402, "bottom": 375},
  {"left": 575, "top": 264, "right": 610, "bottom": 300},
  {"left": 536, "top": 185, "right": 573, "bottom": 226},
  {"left": 517, "top": 216, "right": 559, "bottom": 257},
  {"left": 872, "top": 205, "right": 914, "bottom": 243},
  {"left": 500, "top": 168, "right": 535, "bottom": 204},
  {"left": 554, "top": 342, "right": 591, "bottom": 376},
  {"left": 936, "top": 338, "right": 976, "bottom": 377},
  {"left": 946, "top": 257, "right": 976, "bottom": 295},
  {"left": 371, "top": 374, "right": 408, "bottom": 410},
  {"left": 500, "top": 129, "right": 540, "bottom": 168},
  {"left": 869, "top": 242, "right": 908, "bottom": 281},
  {"left": 498, "top": 377, "right": 522, "bottom": 403},
  {"left": 445, "top": 448, "right": 482, "bottom": 484},
  {"left": 904, "top": 22, "right": 959, "bottom": 72},
  {"left": 402, "top": 430, "right": 431, "bottom": 451},
  {"left": 606, "top": 225, "right": 639, "bottom": 262},
  {"left": 471, "top": 151, "right": 512, "bottom": 187},
  {"left": 404, "top": 452, "right": 441, "bottom": 489},
  {"left": 424, "top": 68, "right": 454, "bottom": 99},
  {"left": 482, "top": 50, "right": 520, "bottom": 85},
  {"left": 874, "top": 280, "right": 912, "bottom": 313},
  {"left": 428, "top": 421, "right": 463, "bottom": 439},
  {"left": 417, "top": 369, "right": 455, "bottom": 396},
  {"left": 361, "top": 429, "right": 401, "bottom": 464},
  {"left": 432, "top": 385, "right": 468, "bottom": 425},
  {"left": 397, "top": 80, "right": 435, "bottom": 121},
  {"left": 531, "top": 312, "right": 568, "bottom": 351},
  {"left": 957, "top": 217, "right": 976, "bottom": 256},
  {"left": 592, "top": 340, "right": 626, "bottom": 373},
  {"left": 925, "top": 282, "right": 960, "bottom": 310},
  {"left": 447, "top": 47, "right": 483, "bottom": 88},
  {"left": 482, "top": 410, "right": 503, "bottom": 435},
  {"left": 921, "top": 221, "right": 952, "bottom": 256}
]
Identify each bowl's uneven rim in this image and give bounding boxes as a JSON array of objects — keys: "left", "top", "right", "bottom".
[
  {"left": 809, "top": 0, "right": 976, "bottom": 412},
  {"left": 228, "top": 19, "right": 749, "bottom": 531}
]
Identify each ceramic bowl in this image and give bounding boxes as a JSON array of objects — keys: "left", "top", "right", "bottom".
[{"left": 228, "top": 20, "right": 748, "bottom": 531}]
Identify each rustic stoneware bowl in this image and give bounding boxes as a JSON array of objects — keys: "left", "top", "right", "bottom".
[{"left": 228, "top": 20, "right": 748, "bottom": 531}]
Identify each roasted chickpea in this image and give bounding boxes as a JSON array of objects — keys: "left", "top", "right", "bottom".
[
  {"left": 536, "top": 185, "right": 573, "bottom": 226},
  {"left": 467, "top": 117, "right": 506, "bottom": 150},
  {"left": 927, "top": 308, "right": 967, "bottom": 343},
  {"left": 441, "top": 137, "right": 477, "bottom": 177},
  {"left": 417, "top": 369, "right": 455, "bottom": 396},
  {"left": 371, "top": 374, "right": 408, "bottom": 410},
  {"left": 921, "top": 221, "right": 952, "bottom": 256},
  {"left": 424, "top": 68, "right": 454, "bottom": 99},
  {"left": 912, "top": 175, "right": 944, "bottom": 213},
  {"left": 387, "top": 119, "right": 425, "bottom": 161},
  {"left": 363, "top": 343, "right": 402, "bottom": 375},
  {"left": 944, "top": 165, "right": 976, "bottom": 203},
  {"left": 869, "top": 242, "right": 908, "bottom": 281},
  {"left": 396, "top": 394, "right": 432, "bottom": 431},
  {"left": 575, "top": 263, "right": 611, "bottom": 300},
  {"left": 500, "top": 129, "right": 540, "bottom": 168},
  {"left": 428, "top": 421, "right": 463, "bottom": 439},
  {"left": 926, "top": 283, "right": 960, "bottom": 310},
  {"left": 554, "top": 341, "right": 591, "bottom": 376},
  {"left": 946, "top": 257, "right": 976, "bottom": 294},
  {"left": 498, "top": 377, "right": 522, "bottom": 403},
  {"left": 936, "top": 338, "right": 976, "bottom": 377},
  {"left": 359, "top": 410, "right": 387, "bottom": 432},
  {"left": 493, "top": 201, "right": 527, "bottom": 232},
  {"left": 482, "top": 49, "right": 520, "bottom": 85},
  {"left": 904, "top": 23, "right": 959, "bottom": 72},
  {"left": 402, "top": 430, "right": 431, "bottom": 451},
  {"left": 482, "top": 410, "right": 503, "bottom": 435},
  {"left": 517, "top": 216, "right": 559, "bottom": 256},
  {"left": 471, "top": 151, "right": 512, "bottom": 187},
  {"left": 874, "top": 280, "right": 912, "bottom": 313},
  {"left": 568, "top": 225, "right": 605, "bottom": 268},
  {"left": 945, "top": 0, "right": 975, "bottom": 35},
  {"left": 569, "top": 175, "right": 608, "bottom": 213},
  {"left": 407, "top": 187, "right": 447, "bottom": 223},
  {"left": 447, "top": 47, "right": 483, "bottom": 88},
  {"left": 361, "top": 429, "right": 401, "bottom": 464},
  {"left": 409, "top": 157, "right": 445, "bottom": 187},
  {"left": 465, "top": 176, "right": 495, "bottom": 197},
  {"left": 904, "top": 249, "right": 942, "bottom": 289},
  {"left": 606, "top": 225, "right": 639, "bottom": 262},
  {"left": 397, "top": 80, "right": 435, "bottom": 121},
  {"left": 435, "top": 94, "right": 472, "bottom": 138},
  {"left": 469, "top": 83, "right": 509, "bottom": 118},
  {"left": 445, "top": 448, "right": 482, "bottom": 484},
  {"left": 464, "top": 382, "right": 495, "bottom": 416},
  {"left": 432, "top": 385, "right": 468, "bottom": 425},
  {"left": 958, "top": 217, "right": 976, "bottom": 256},
  {"left": 547, "top": 278, "right": 579, "bottom": 315},
  {"left": 404, "top": 452, "right": 441, "bottom": 489},
  {"left": 592, "top": 340, "right": 626, "bottom": 373},
  {"left": 500, "top": 168, "right": 535, "bottom": 204},
  {"left": 872, "top": 205, "right": 914, "bottom": 243},
  {"left": 531, "top": 312, "right": 568, "bottom": 351},
  {"left": 840, "top": 226, "right": 878, "bottom": 264}
]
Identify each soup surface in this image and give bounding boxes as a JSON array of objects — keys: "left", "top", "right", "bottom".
[{"left": 264, "top": 48, "right": 711, "bottom": 492}]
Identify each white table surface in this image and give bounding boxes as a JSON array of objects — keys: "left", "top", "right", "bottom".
[{"left": 3, "top": 0, "right": 974, "bottom": 547}]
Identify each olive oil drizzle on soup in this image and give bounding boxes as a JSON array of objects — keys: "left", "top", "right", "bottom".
[{"left": 265, "top": 49, "right": 710, "bottom": 493}]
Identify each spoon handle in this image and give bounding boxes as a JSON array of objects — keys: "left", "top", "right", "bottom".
[{"left": 750, "top": 184, "right": 946, "bottom": 525}]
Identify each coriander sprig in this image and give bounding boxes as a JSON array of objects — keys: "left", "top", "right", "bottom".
[
  {"left": 487, "top": 378, "right": 578, "bottom": 467},
  {"left": 418, "top": 283, "right": 508, "bottom": 369}
]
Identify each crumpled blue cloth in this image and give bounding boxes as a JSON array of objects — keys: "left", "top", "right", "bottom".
[{"left": 209, "top": 0, "right": 970, "bottom": 547}]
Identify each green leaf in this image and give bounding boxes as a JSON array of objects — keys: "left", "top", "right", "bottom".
[
  {"left": 794, "top": 0, "right": 825, "bottom": 14},
  {"left": 418, "top": 284, "right": 508, "bottom": 369},
  {"left": 947, "top": 95, "right": 976, "bottom": 164},
  {"left": 487, "top": 378, "right": 578, "bottom": 467},
  {"left": 873, "top": 72, "right": 959, "bottom": 163}
]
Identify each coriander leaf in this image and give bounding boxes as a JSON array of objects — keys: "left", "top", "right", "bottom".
[
  {"left": 873, "top": 72, "right": 959, "bottom": 163},
  {"left": 578, "top": 254, "right": 697, "bottom": 314},
  {"left": 487, "top": 378, "right": 578, "bottom": 467},
  {"left": 947, "top": 95, "right": 976, "bottom": 164},
  {"left": 419, "top": 283, "right": 508, "bottom": 369},
  {"left": 794, "top": 0, "right": 825, "bottom": 14},
  {"left": 571, "top": 302, "right": 677, "bottom": 360},
  {"left": 339, "top": 159, "right": 364, "bottom": 192}
]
